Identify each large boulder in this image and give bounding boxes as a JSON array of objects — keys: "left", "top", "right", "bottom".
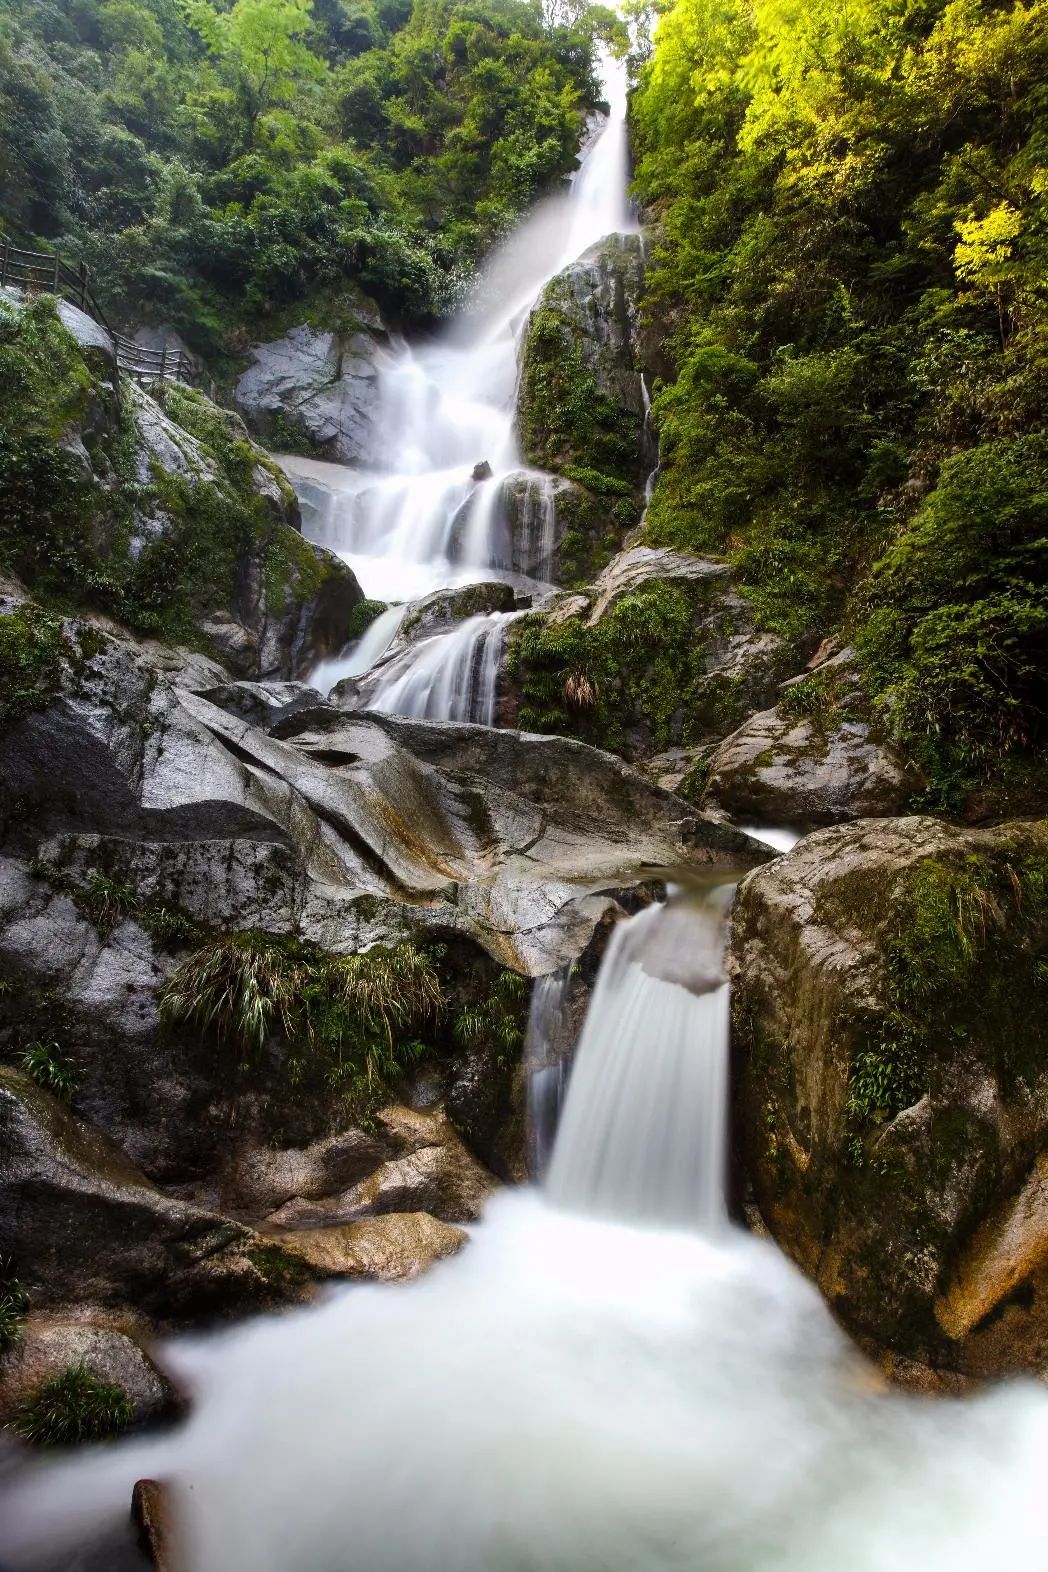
[
  {"left": 264, "top": 1106, "right": 496, "bottom": 1227},
  {"left": 506, "top": 546, "right": 791, "bottom": 761},
  {"left": 233, "top": 294, "right": 389, "bottom": 466},
  {"left": 0, "top": 1314, "right": 176, "bottom": 1430},
  {"left": 0, "top": 1069, "right": 312, "bottom": 1322},
  {"left": 704, "top": 649, "right": 919, "bottom": 828},
  {"left": 517, "top": 235, "right": 649, "bottom": 488},
  {"left": 0, "top": 295, "right": 362, "bottom": 681},
  {"left": 731, "top": 816, "right": 1048, "bottom": 1375}
]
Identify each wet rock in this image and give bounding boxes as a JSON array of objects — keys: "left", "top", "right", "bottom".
[
  {"left": 393, "top": 582, "right": 517, "bottom": 646},
  {"left": 505, "top": 545, "right": 792, "bottom": 761},
  {"left": 132, "top": 1479, "right": 176, "bottom": 1572},
  {"left": 0, "top": 1068, "right": 312, "bottom": 1321},
  {"left": 732, "top": 816, "right": 1048, "bottom": 1375},
  {"left": 517, "top": 234, "right": 648, "bottom": 485},
  {"left": 705, "top": 650, "right": 918, "bottom": 827},
  {"left": 0, "top": 1315, "right": 175, "bottom": 1429},
  {"left": 233, "top": 298, "right": 389, "bottom": 466},
  {"left": 497, "top": 470, "right": 623, "bottom": 587},
  {"left": 472, "top": 460, "right": 493, "bottom": 481},
  {"left": 268, "top": 1212, "right": 467, "bottom": 1280},
  {"left": 264, "top": 1106, "right": 498, "bottom": 1226}
]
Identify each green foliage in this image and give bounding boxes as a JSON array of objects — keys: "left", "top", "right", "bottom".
[
  {"left": 11, "top": 1362, "right": 134, "bottom": 1448},
  {"left": 0, "top": 604, "right": 70, "bottom": 726},
  {"left": 0, "top": 0, "right": 606, "bottom": 346},
  {"left": 344, "top": 597, "right": 388, "bottom": 641},
  {"left": 452, "top": 968, "right": 527, "bottom": 1067},
  {"left": 160, "top": 931, "right": 445, "bottom": 1106},
  {"left": 518, "top": 306, "right": 642, "bottom": 484},
  {"left": 508, "top": 579, "right": 714, "bottom": 755},
  {"left": 19, "top": 1040, "right": 77, "bottom": 1101},
  {"left": 632, "top": 0, "right": 1048, "bottom": 804},
  {"left": 0, "top": 1257, "right": 29, "bottom": 1354}
]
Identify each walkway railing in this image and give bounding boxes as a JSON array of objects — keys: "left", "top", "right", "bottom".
[{"left": 0, "top": 236, "right": 209, "bottom": 391}]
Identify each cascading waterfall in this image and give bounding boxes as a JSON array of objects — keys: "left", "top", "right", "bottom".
[
  {"left": 282, "top": 51, "right": 635, "bottom": 649},
  {"left": 360, "top": 612, "right": 515, "bottom": 725},
  {"left": 307, "top": 604, "right": 408, "bottom": 697},
  {"left": 6, "top": 883, "right": 1048, "bottom": 1572},
  {"left": 524, "top": 964, "right": 572, "bottom": 1176}
]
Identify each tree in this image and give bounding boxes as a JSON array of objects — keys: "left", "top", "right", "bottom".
[{"left": 182, "top": 0, "right": 327, "bottom": 146}]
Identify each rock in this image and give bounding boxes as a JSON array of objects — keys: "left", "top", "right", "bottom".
[
  {"left": 0, "top": 1068, "right": 312, "bottom": 1321},
  {"left": 264, "top": 1106, "right": 498, "bottom": 1226},
  {"left": 393, "top": 582, "right": 518, "bottom": 646},
  {"left": 132, "top": 1479, "right": 177, "bottom": 1572},
  {"left": 0, "top": 1315, "right": 175, "bottom": 1429},
  {"left": 268, "top": 1212, "right": 466, "bottom": 1281},
  {"left": 731, "top": 816, "right": 1048, "bottom": 1375},
  {"left": 506, "top": 545, "right": 792, "bottom": 761},
  {"left": 496, "top": 470, "right": 624, "bottom": 586},
  {"left": 472, "top": 460, "right": 493, "bottom": 481},
  {"left": 517, "top": 235, "right": 649, "bottom": 485},
  {"left": 705, "top": 649, "right": 918, "bottom": 827},
  {"left": 233, "top": 300, "right": 389, "bottom": 466}
]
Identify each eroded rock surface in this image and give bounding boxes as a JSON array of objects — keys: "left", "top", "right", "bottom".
[
  {"left": 705, "top": 650, "right": 918, "bottom": 828},
  {"left": 234, "top": 297, "right": 389, "bottom": 466},
  {"left": 732, "top": 816, "right": 1048, "bottom": 1375},
  {"left": 0, "top": 1315, "right": 175, "bottom": 1428},
  {"left": 269, "top": 1212, "right": 467, "bottom": 1281}
]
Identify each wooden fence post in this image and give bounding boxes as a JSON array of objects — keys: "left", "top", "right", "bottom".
[{"left": 0, "top": 240, "right": 8, "bottom": 289}]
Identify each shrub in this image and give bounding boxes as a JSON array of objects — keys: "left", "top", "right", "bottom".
[{"left": 0, "top": 1257, "right": 29, "bottom": 1353}]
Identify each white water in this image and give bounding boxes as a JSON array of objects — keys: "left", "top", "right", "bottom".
[
  {"left": 525, "top": 964, "right": 572, "bottom": 1176},
  {"left": 284, "top": 53, "right": 634, "bottom": 680},
  {"left": 6, "top": 887, "right": 1048, "bottom": 1572},
  {"left": 307, "top": 604, "right": 408, "bottom": 697},
  {"left": 362, "top": 611, "right": 515, "bottom": 725},
  {"left": 548, "top": 888, "right": 732, "bottom": 1231}
]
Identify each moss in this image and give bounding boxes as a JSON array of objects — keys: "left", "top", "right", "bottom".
[
  {"left": 11, "top": 1362, "right": 134, "bottom": 1447},
  {"left": 29, "top": 858, "right": 202, "bottom": 949},
  {"left": 246, "top": 1243, "right": 311, "bottom": 1291},
  {"left": 842, "top": 837, "right": 1048, "bottom": 1156},
  {"left": 518, "top": 306, "right": 642, "bottom": 487},
  {"left": 508, "top": 579, "right": 714, "bottom": 759},
  {"left": 0, "top": 605, "right": 71, "bottom": 726}
]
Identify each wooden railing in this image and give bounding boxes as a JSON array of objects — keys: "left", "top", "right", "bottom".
[{"left": 0, "top": 236, "right": 209, "bottom": 392}]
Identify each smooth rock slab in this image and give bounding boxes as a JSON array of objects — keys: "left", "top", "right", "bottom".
[{"left": 269, "top": 1213, "right": 467, "bottom": 1281}]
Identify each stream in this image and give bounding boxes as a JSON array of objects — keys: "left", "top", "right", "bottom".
[{"left": 3, "top": 49, "right": 1048, "bottom": 1572}]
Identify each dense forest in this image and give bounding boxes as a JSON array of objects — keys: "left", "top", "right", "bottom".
[
  {"left": 0, "top": 0, "right": 612, "bottom": 351},
  {"left": 631, "top": 0, "right": 1048, "bottom": 816}
]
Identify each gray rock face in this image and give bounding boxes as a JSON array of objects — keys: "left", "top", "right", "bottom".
[
  {"left": 234, "top": 301, "right": 389, "bottom": 466},
  {"left": 517, "top": 234, "right": 651, "bottom": 484},
  {"left": 0, "top": 1069, "right": 310, "bottom": 1322},
  {"left": 497, "top": 470, "right": 621, "bottom": 586},
  {"left": 731, "top": 816, "right": 1048, "bottom": 1376},
  {"left": 705, "top": 650, "right": 918, "bottom": 828}
]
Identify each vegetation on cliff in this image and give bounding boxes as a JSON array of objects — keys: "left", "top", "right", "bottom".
[
  {"left": 631, "top": 0, "right": 1048, "bottom": 812},
  {"left": 0, "top": 0, "right": 617, "bottom": 355}
]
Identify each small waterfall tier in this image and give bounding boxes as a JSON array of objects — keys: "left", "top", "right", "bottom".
[
  {"left": 359, "top": 612, "right": 515, "bottom": 725},
  {"left": 547, "top": 885, "right": 735, "bottom": 1232}
]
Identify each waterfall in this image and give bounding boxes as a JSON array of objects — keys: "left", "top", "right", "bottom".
[
  {"left": 524, "top": 965, "right": 572, "bottom": 1176},
  {"left": 361, "top": 612, "right": 514, "bottom": 725},
  {"left": 308, "top": 604, "right": 408, "bottom": 696},
  {"left": 286, "top": 51, "right": 634, "bottom": 626},
  {"left": 547, "top": 886, "right": 733, "bottom": 1232}
]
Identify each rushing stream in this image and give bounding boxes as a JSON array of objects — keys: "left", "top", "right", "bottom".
[
  {"left": 4, "top": 49, "right": 1048, "bottom": 1572},
  {"left": 4, "top": 883, "right": 1048, "bottom": 1571}
]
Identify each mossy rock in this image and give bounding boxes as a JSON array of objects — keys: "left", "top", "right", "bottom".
[{"left": 732, "top": 815, "right": 1048, "bottom": 1375}]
